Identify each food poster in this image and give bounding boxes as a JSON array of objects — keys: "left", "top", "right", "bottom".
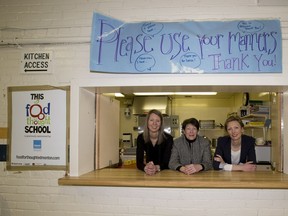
[{"left": 9, "top": 87, "right": 68, "bottom": 169}]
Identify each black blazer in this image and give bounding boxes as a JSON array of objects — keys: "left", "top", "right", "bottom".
[{"left": 213, "top": 135, "right": 256, "bottom": 170}]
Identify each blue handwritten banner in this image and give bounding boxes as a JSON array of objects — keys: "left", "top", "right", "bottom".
[{"left": 90, "top": 13, "right": 282, "bottom": 73}]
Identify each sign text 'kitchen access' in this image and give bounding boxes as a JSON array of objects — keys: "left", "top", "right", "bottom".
[{"left": 21, "top": 51, "right": 53, "bottom": 74}]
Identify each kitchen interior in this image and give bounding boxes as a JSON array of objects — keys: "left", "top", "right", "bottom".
[{"left": 103, "top": 88, "right": 281, "bottom": 171}]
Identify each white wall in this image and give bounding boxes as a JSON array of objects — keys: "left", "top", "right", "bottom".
[{"left": 1, "top": 0, "right": 288, "bottom": 215}]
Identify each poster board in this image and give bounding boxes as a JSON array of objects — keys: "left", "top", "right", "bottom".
[
  {"left": 7, "top": 86, "right": 70, "bottom": 171},
  {"left": 90, "top": 12, "right": 282, "bottom": 73}
]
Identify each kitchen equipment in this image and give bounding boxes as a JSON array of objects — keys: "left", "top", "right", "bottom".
[
  {"left": 122, "top": 133, "right": 133, "bottom": 148},
  {"left": 255, "top": 145, "right": 271, "bottom": 166},
  {"left": 132, "top": 96, "right": 170, "bottom": 115},
  {"left": 256, "top": 137, "right": 265, "bottom": 145},
  {"left": 120, "top": 147, "right": 136, "bottom": 166},
  {"left": 199, "top": 120, "right": 215, "bottom": 129}
]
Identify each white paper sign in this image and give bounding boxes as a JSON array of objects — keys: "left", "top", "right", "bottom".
[
  {"left": 20, "top": 51, "right": 53, "bottom": 74},
  {"left": 10, "top": 89, "right": 67, "bottom": 167}
]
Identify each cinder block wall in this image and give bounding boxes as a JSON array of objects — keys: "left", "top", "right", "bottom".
[{"left": 0, "top": 0, "right": 288, "bottom": 215}]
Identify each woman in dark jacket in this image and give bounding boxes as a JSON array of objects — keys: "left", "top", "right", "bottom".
[
  {"left": 213, "top": 115, "right": 256, "bottom": 171},
  {"left": 136, "top": 109, "right": 173, "bottom": 175}
]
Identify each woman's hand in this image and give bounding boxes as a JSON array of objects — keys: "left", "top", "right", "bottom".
[
  {"left": 241, "top": 161, "right": 257, "bottom": 172},
  {"left": 214, "top": 154, "right": 225, "bottom": 163},
  {"left": 144, "top": 161, "right": 158, "bottom": 175},
  {"left": 180, "top": 164, "right": 202, "bottom": 175}
]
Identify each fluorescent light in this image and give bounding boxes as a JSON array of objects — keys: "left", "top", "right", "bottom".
[
  {"left": 115, "top": 93, "right": 125, "bottom": 97},
  {"left": 133, "top": 92, "right": 174, "bottom": 96},
  {"left": 174, "top": 92, "right": 217, "bottom": 95},
  {"left": 133, "top": 92, "right": 217, "bottom": 96},
  {"left": 103, "top": 93, "right": 125, "bottom": 97}
]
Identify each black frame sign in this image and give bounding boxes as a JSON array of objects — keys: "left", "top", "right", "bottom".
[{"left": 7, "top": 86, "right": 70, "bottom": 171}]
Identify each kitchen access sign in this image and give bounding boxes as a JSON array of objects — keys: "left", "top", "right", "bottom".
[
  {"left": 20, "top": 51, "right": 53, "bottom": 74},
  {"left": 90, "top": 12, "right": 282, "bottom": 74}
]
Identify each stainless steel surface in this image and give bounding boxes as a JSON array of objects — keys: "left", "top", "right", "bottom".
[
  {"left": 132, "top": 96, "right": 170, "bottom": 115},
  {"left": 255, "top": 146, "right": 271, "bottom": 163},
  {"left": 199, "top": 120, "right": 215, "bottom": 129}
]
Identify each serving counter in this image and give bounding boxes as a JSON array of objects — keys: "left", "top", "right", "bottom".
[{"left": 58, "top": 168, "right": 288, "bottom": 189}]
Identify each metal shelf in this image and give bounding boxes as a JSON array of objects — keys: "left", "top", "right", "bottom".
[
  {"left": 241, "top": 114, "right": 267, "bottom": 120},
  {"left": 241, "top": 114, "right": 270, "bottom": 142}
]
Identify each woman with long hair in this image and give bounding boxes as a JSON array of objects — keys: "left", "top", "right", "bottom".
[{"left": 136, "top": 109, "right": 173, "bottom": 175}]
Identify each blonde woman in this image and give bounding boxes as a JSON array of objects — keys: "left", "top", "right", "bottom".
[
  {"left": 213, "top": 115, "right": 257, "bottom": 171},
  {"left": 136, "top": 109, "right": 173, "bottom": 175}
]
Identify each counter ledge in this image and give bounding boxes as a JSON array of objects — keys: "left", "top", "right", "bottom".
[{"left": 58, "top": 168, "right": 288, "bottom": 189}]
